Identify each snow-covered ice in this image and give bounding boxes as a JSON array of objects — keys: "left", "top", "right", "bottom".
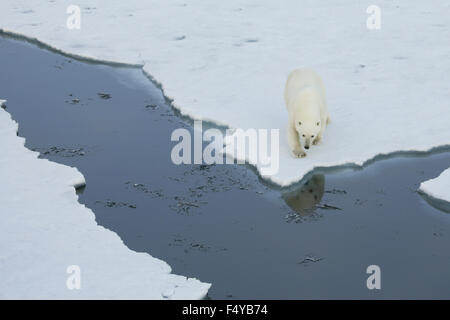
[
  {"left": 0, "top": 100, "right": 210, "bottom": 299},
  {"left": 1, "top": 0, "right": 450, "bottom": 299},
  {"left": 1, "top": 1, "right": 450, "bottom": 188},
  {"left": 420, "top": 168, "right": 450, "bottom": 207}
]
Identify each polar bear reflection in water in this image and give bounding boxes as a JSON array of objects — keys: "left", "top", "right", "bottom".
[{"left": 282, "top": 174, "right": 325, "bottom": 217}]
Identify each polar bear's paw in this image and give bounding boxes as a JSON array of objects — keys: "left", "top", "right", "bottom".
[
  {"left": 313, "top": 136, "right": 321, "bottom": 145},
  {"left": 292, "top": 148, "right": 307, "bottom": 158}
]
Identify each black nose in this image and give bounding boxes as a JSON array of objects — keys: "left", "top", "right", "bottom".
[{"left": 305, "top": 146, "right": 309, "bottom": 150}]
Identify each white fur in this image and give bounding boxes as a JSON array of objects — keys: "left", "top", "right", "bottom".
[{"left": 284, "top": 69, "right": 330, "bottom": 158}]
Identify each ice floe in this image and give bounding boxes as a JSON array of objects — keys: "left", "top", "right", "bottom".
[
  {"left": 0, "top": 100, "right": 210, "bottom": 299},
  {"left": 420, "top": 168, "right": 450, "bottom": 210}
]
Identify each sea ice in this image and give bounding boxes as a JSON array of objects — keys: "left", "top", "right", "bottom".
[
  {"left": 1, "top": 1, "right": 449, "bottom": 188},
  {"left": 419, "top": 168, "right": 450, "bottom": 209},
  {"left": 0, "top": 100, "right": 210, "bottom": 299}
]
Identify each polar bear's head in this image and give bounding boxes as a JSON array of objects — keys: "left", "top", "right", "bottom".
[
  {"left": 294, "top": 110, "right": 321, "bottom": 150},
  {"left": 292, "top": 88, "right": 322, "bottom": 150}
]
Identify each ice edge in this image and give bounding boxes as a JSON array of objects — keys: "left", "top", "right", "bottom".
[
  {"left": 2, "top": 28, "right": 449, "bottom": 198},
  {"left": 0, "top": 98, "right": 211, "bottom": 299}
]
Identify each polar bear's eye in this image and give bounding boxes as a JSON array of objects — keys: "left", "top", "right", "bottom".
[
  {"left": 311, "top": 135, "right": 315, "bottom": 138},
  {"left": 298, "top": 122, "right": 302, "bottom": 126},
  {"left": 316, "top": 122, "right": 320, "bottom": 126},
  {"left": 302, "top": 134, "right": 306, "bottom": 137}
]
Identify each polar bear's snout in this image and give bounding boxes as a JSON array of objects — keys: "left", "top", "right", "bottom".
[
  {"left": 303, "top": 137, "right": 310, "bottom": 149},
  {"left": 300, "top": 134, "right": 314, "bottom": 150}
]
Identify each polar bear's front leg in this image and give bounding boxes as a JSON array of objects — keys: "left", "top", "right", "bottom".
[
  {"left": 313, "top": 115, "right": 328, "bottom": 145},
  {"left": 313, "top": 134, "right": 322, "bottom": 145},
  {"left": 288, "top": 124, "right": 306, "bottom": 158}
]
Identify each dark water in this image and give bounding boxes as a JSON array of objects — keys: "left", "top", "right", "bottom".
[{"left": 1, "top": 34, "right": 450, "bottom": 299}]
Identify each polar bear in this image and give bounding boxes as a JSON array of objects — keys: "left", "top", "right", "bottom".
[{"left": 284, "top": 69, "right": 330, "bottom": 158}]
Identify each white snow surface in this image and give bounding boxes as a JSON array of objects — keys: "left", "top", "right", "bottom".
[
  {"left": 0, "top": 100, "right": 210, "bottom": 299},
  {"left": 420, "top": 168, "right": 450, "bottom": 205},
  {"left": 1, "top": 1, "right": 450, "bottom": 187}
]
